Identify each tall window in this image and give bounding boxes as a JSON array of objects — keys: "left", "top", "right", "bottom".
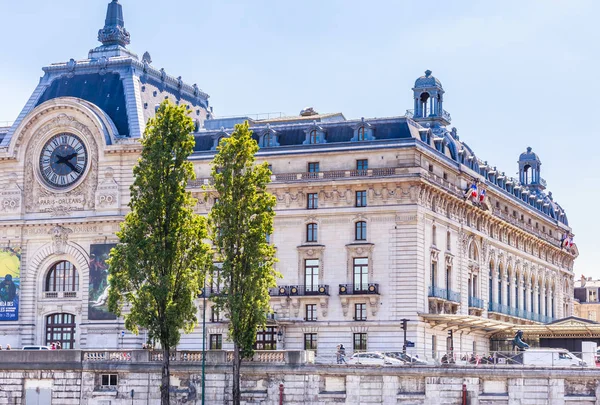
[
  {"left": 305, "top": 259, "right": 319, "bottom": 292},
  {"left": 357, "top": 126, "right": 366, "bottom": 141},
  {"left": 356, "top": 159, "right": 368, "bottom": 171},
  {"left": 255, "top": 327, "right": 277, "bottom": 350},
  {"left": 445, "top": 266, "right": 452, "bottom": 292},
  {"left": 306, "top": 223, "right": 318, "bottom": 242},
  {"left": 305, "top": 304, "right": 317, "bottom": 321},
  {"left": 308, "top": 162, "right": 320, "bottom": 173},
  {"left": 45, "top": 313, "right": 76, "bottom": 349},
  {"left": 431, "top": 262, "right": 437, "bottom": 289},
  {"left": 515, "top": 281, "right": 519, "bottom": 309},
  {"left": 432, "top": 335, "right": 437, "bottom": 359},
  {"left": 304, "top": 333, "right": 317, "bottom": 352},
  {"left": 354, "top": 303, "right": 367, "bottom": 321},
  {"left": 355, "top": 221, "right": 367, "bottom": 241},
  {"left": 531, "top": 289, "right": 534, "bottom": 313},
  {"left": 45, "top": 261, "right": 79, "bottom": 292},
  {"left": 353, "top": 258, "right": 369, "bottom": 291},
  {"left": 209, "top": 334, "right": 222, "bottom": 349},
  {"left": 263, "top": 132, "right": 273, "bottom": 147},
  {"left": 446, "top": 231, "right": 451, "bottom": 251},
  {"left": 307, "top": 193, "right": 318, "bottom": 209},
  {"left": 211, "top": 306, "right": 221, "bottom": 322},
  {"left": 507, "top": 277, "right": 511, "bottom": 308},
  {"left": 489, "top": 264, "right": 493, "bottom": 303},
  {"left": 432, "top": 225, "right": 437, "bottom": 246},
  {"left": 353, "top": 333, "right": 367, "bottom": 351},
  {"left": 309, "top": 130, "right": 318, "bottom": 144},
  {"left": 355, "top": 190, "right": 367, "bottom": 207}
]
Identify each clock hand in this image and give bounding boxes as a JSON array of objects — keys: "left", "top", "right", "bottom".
[
  {"left": 64, "top": 160, "right": 82, "bottom": 174},
  {"left": 55, "top": 153, "right": 78, "bottom": 165}
]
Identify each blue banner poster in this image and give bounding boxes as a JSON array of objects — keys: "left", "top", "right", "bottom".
[
  {"left": 88, "top": 244, "right": 117, "bottom": 320},
  {"left": 0, "top": 247, "right": 21, "bottom": 321}
]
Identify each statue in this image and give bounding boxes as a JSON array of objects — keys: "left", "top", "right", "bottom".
[{"left": 513, "top": 330, "right": 529, "bottom": 351}]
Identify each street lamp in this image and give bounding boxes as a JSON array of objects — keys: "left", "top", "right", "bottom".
[
  {"left": 201, "top": 287, "right": 207, "bottom": 405},
  {"left": 277, "top": 328, "right": 283, "bottom": 346},
  {"left": 401, "top": 319, "right": 409, "bottom": 354}
]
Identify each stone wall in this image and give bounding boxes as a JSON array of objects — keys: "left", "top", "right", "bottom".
[{"left": 1, "top": 350, "right": 600, "bottom": 405}]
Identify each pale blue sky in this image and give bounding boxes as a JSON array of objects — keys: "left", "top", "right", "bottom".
[{"left": 0, "top": 0, "right": 598, "bottom": 276}]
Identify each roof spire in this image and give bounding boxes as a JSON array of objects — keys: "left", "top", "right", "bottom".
[{"left": 98, "top": 0, "right": 130, "bottom": 47}]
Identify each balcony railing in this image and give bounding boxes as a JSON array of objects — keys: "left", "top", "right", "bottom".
[
  {"left": 339, "top": 283, "right": 379, "bottom": 295},
  {"left": 269, "top": 285, "right": 329, "bottom": 297},
  {"left": 404, "top": 109, "right": 451, "bottom": 122},
  {"left": 428, "top": 286, "right": 461, "bottom": 303},
  {"left": 468, "top": 296, "right": 484, "bottom": 309},
  {"left": 488, "top": 302, "right": 554, "bottom": 323},
  {"left": 199, "top": 286, "right": 224, "bottom": 298},
  {"left": 43, "top": 291, "right": 78, "bottom": 299}
]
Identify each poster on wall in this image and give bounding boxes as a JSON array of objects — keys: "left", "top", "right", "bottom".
[
  {"left": 0, "top": 247, "right": 21, "bottom": 321},
  {"left": 88, "top": 244, "right": 117, "bottom": 320}
]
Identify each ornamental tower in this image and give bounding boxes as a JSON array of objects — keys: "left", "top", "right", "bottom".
[{"left": 411, "top": 70, "right": 451, "bottom": 127}]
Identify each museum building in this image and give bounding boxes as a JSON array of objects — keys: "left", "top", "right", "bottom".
[{"left": 0, "top": 1, "right": 577, "bottom": 358}]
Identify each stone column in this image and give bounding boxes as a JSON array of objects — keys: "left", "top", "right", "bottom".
[
  {"left": 533, "top": 285, "right": 539, "bottom": 315},
  {"left": 526, "top": 285, "right": 532, "bottom": 313}
]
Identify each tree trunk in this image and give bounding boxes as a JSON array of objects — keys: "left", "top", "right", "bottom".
[
  {"left": 161, "top": 346, "right": 171, "bottom": 405},
  {"left": 232, "top": 342, "right": 241, "bottom": 405}
]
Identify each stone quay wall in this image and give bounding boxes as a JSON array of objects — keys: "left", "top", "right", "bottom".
[{"left": 1, "top": 350, "right": 600, "bottom": 404}]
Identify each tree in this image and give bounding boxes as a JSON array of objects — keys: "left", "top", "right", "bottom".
[
  {"left": 209, "top": 121, "right": 278, "bottom": 405},
  {"left": 108, "top": 100, "right": 212, "bottom": 405}
]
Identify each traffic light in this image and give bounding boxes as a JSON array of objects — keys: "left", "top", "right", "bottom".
[
  {"left": 448, "top": 329, "right": 453, "bottom": 340},
  {"left": 401, "top": 319, "right": 408, "bottom": 331}
]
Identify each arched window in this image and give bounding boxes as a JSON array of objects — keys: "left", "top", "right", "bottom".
[
  {"left": 355, "top": 221, "right": 367, "bottom": 241},
  {"left": 263, "top": 132, "right": 273, "bottom": 147},
  {"left": 309, "top": 130, "right": 318, "bottom": 144},
  {"left": 45, "top": 313, "right": 76, "bottom": 349},
  {"left": 468, "top": 242, "right": 479, "bottom": 261},
  {"left": 45, "top": 261, "right": 78, "bottom": 292},
  {"left": 306, "top": 223, "right": 318, "bottom": 243},
  {"left": 357, "top": 126, "right": 366, "bottom": 141},
  {"left": 489, "top": 263, "right": 494, "bottom": 303}
]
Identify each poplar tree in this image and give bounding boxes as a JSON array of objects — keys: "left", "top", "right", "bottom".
[
  {"left": 107, "top": 100, "right": 212, "bottom": 405},
  {"left": 209, "top": 121, "right": 278, "bottom": 405}
]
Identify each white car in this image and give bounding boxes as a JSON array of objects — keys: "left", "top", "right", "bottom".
[{"left": 347, "top": 352, "right": 404, "bottom": 366}]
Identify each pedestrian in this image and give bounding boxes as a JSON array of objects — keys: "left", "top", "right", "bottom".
[
  {"left": 5, "top": 344, "right": 10, "bottom": 350},
  {"left": 0, "top": 345, "right": 3, "bottom": 350},
  {"left": 50, "top": 342, "right": 56, "bottom": 350},
  {"left": 335, "top": 345, "right": 341, "bottom": 364},
  {"left": 339, "top": 344, "right": 347, "bottom": 364},
  {"left": 56, "top": 342, "right": 61, "bottom": 350}
]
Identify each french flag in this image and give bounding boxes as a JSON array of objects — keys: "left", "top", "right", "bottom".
[
  {"left": 479, "top": 189, "right": 486, "bottom": 203},
  {"left": 469, "top": 184, "right": 478, "bottom": 198}
]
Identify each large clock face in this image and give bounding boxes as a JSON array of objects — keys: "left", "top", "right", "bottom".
[{"left": 39, "top": 133, "right": 88, "bottom": 188}]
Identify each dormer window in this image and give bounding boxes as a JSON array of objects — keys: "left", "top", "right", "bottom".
[
  {"left": 260, "top": 129, "right": 280, "bottom": 148},
  {"left": 309, "top": 130, "right": 318, "bottom": 144},
  {"left": 211, "top": 129, "right": 229, "bottom": 151},
  {"left": 303, "top": 123, "right": 326, "bottom": 145},
  {"left": 351, "top": 118, "right": 375, "bottom": 142}
]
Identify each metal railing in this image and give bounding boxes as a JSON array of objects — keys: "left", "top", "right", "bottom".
[
  {"left": 339, "top": 283, "right": 379, "bottom": 295},
  {"left": 404, "top": 110, "right": 451, "bottom": 122},
  {"left": 488, "top": 302, "right": 554, "bottom": 323},
  {"left": 428, "top": 286, "right": 461, "bottom": 303},
  {"left": 468, "top": 296, "right": 484, "bottom": 309},
  {"left": 269, "top": 285, "right": 329, "bottom": 297},
  {"left": 43, "top": 291, "right": 78, "bottom": 299}
]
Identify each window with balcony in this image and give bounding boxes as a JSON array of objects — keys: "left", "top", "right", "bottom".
[
  {"left": 354, "top": 303, "right": 367, "bottom": 321},
  {"left": 353, "top": 332, "right": 367, "bottom": 352},
  {"left": 431, "top": 262, "right": 437, "bottom": 289},
  {"left": 353, "top": 258, "right": 369, "bottom": 291},
  {"left": 210, "top": 334, "right": 222, "bottom": 349},
  {"left": 307, "top": 193, "right": 318, "bottom": 209},
  {"left": 356, "top": 159, "right": 368, "bottom": 171},
  {"left": 355, "top": 221, "right": 367, "bottom": 241},
  {"left": 355, "top": 190, "right": 367, "bottom": 207},
  {"left": 305, "top": 259, "right": 319, "bottom": 293},
  {"left": 305, "top": 304, "right": 317, "bottom": 321},
  {"left": 306, "top": 223, "right": 318, "bottom": 243},
  {"left": 308, "top": 162, "right": 320, "bottom": 173},
  {"left": 304, "top": 333, "right": 317, "bottom": 352},
  {"left": 45, "top": 261, "right": 79, "bottom": 297}
]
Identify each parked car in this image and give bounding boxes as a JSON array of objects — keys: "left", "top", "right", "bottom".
[
  {"left": 347, "top": 352, "right": 403, "bottom": 366},
  {"left": 384, "top": 352, "right": 430, "bottom": 365},
  {"left": 22, "top": 346, "right": 50, "bottom": 350},
  {"left": 510, "top": 348, "right": 586, "bottom": 367}
]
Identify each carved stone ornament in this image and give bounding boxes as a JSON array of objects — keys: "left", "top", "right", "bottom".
[
  {"left": 430, "top": 247, "right": 440, "bottom": 262},
  {"left": 95, "top": 167, "right": 120, "bottom": 210},
  {"left": 0, "top": 173, "right": 23, "bottom": 214},
  {"left": 49, "top": 225, "right": 73, "bottom": 254}
]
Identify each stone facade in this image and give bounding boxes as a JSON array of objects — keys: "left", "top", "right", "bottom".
[
  {"left": 0, "top": 1, "right": 577, "bottom": 359},
  {"left": 0, "top": 350, "right": 599, "bottom": 405}
]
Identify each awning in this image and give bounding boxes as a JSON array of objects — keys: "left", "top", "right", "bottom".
[{"left": 419, "top": 313, "right": 518, "bottom": 336}]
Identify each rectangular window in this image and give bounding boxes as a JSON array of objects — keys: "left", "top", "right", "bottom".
[
  {"left": 354, "top": 303, "right": 367, "bottom": 321},
  {"left": 306, "top": 223, "right": 318, "bottom": 242},
  {"left": 101, "top": 374, "right": 118, "bottom": 387},
  {"left": 255, "top": 327, "right": 277, "bottom": 350},
  {"left": 353, "top": 258, "right": 369, "bottom": 291},
  {"left": 210, "top": 306, "right": 221, "bottom": 322},
  {"left": 308, "top": 162, "right": 320, "bottom": 173},
  {"left": 307, "top": 193, "right": 318, "bottom": 209},
  {"left": 304, "top": 333, "right": 317, "bottom": 352},
  {"left": 209, "top": 334, "right": 222, "bottom": 350},
  {"left": 431, "top": 262, "right": 437, "bottom": 289},
  {"left": 355, "top": 221, "right": 367, "bottom": 241},
  {"left": 353, "top": 332, "right": 367, "bottom": 352},
  {"left": 305, "top": 304, "right": 317, "bottom": 321},
  {"left": 355, "top": 190, "right": 367, "bottom": 207},
  {"left": 432, "top": 335, "right": 437, "bottom": 359},
  {"left": 356, "top": 159, "right": 368, "bottom": 171},
  {"left": 305, "top": 259, "right": 319, "bottom": 292}
]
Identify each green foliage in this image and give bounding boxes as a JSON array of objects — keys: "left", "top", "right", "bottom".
[
  {"left": 209, "top": 121, "right": 279, "bottom": 358},
  {"left": 108, "top": 100, "right": 212, "bottom": 349}
]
